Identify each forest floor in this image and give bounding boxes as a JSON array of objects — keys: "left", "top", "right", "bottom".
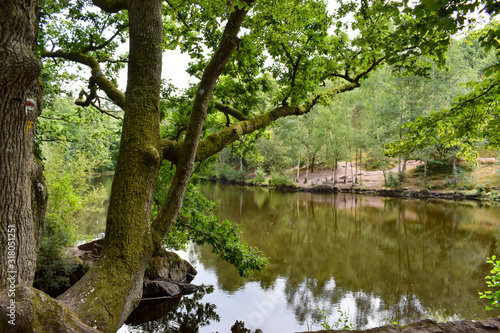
[{"left": 287, "top": 158, "right": 500, "bottom": 194}]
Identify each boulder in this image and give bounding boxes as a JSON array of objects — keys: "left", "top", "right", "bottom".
[
  {"left": 69, "top": 239, "right": 202, "bottom": 300},
  {"left": 145, "top": 249, "right": 197, "bottom": 283}
]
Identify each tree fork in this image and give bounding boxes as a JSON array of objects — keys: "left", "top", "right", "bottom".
[{"left": 151, "top": 0, "right": 255, "bottom": 243}]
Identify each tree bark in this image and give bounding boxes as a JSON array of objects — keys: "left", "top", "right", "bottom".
[
  {"left": 304, "top": 129, "right": 311, "bottom": 184},
  {"left": 452, "top": 147, "right": 458, "bottom": 185},
  {"left": 296, "top": 153, "right": 301, "bottom": 182},
  {"left": 354, "top": 147, "right": 358, "bottom": 184},
  {"left": 0, "top": 0, "right": 47, "bottom": 290},
  {"left": 57, "top": 0, "right": 164, "bottom": 330},
  {"left": 344, "top": 160, "right": 348, "bottom": 184},
  {"left": 424, "top": 160, "right": 428, "bottom": 186},
  {"left": 359, "top": 149, "right": 362, "bottom": 183}
]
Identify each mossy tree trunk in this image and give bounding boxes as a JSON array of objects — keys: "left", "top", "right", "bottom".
[
  {"left": 0, "top": 0, "right": 47, "bottom": 290},
  {"left": 56, "top": 1, "right": 163, "bottom": 330},
  {"left": 56, "top": 1, "right": 255, "bottom": 332}
]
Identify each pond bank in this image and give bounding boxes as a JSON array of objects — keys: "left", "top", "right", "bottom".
[
  {"left": 203, "top": 158, "right": 500, "bottom": 203},
  {"left": 204, "top": 176, "right": 500, "bottom": 203}
]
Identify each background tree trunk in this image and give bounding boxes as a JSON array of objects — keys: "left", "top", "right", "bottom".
[
  {"left": 0, "top": 0, "right": 46, "bottom": 289},
  {"left": 304, "top": 129, "right": 311, "bottom": 183}
]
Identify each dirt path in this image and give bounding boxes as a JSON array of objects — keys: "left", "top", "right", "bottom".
[
  {"left": 291, "top": 160, "right": 423, "bottom": 190},
  {"left": 289, "top": 158, "right": 500, "bottom": 193}
]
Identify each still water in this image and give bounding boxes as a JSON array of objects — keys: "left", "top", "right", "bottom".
[{"left": 118, "top": 181, "right": 500, "bottom": 332}]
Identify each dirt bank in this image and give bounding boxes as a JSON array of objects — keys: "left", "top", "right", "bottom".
[{"left": 272, "top": 158, "right": 500, "bottom": 202}]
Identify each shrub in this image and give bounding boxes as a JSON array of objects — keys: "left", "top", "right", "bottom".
[
  {"left": 213, "top": 163, "right": 246, "bottom": 182},
  {"left": 268, "top": 171, "right": 295, "bottom": 187},
  {"left": 250, "top": 167, "right": 267, "bottom": 184},
  {"left": 34, "top": 226, "right": 79, "bottom": 295},
  {"left": 385, "top": 171, "right": 405, "bottom": 189},
  {"left": 34, "top": 146, "right": 107, "bottom": 294}
]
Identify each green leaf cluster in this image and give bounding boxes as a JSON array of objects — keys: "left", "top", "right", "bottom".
[
  {"left": 480, "top": 255, "right": 500, "bottom": 310},
  {"left": 34, "top": 146, "right": 110, "bottom": 294},
  {"left": 153, "top": 164, "right": 267, "bottom": 277}
]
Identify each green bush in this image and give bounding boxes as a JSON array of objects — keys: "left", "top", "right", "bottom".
[
  {"left": 250, "top": 167, "right": 267, "bottom": 184},
  {"left": 34, "top": 226, "right": 79, "bottom": 295},
  {"left": 34, "top": 146, "right": 108, "bottom": 294},
  {"left": 213, "top": 163, "right": 246, "bottom": 182},
  {"left": 268, "top": 171, "right": 295, "bottom": 187},
  {"left": 385, "top": 171, "right": 405, "bottom": 189}
]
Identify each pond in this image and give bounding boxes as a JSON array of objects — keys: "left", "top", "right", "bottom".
[{"left": 114, "top": 181, "right": 500, "bottom": 332}]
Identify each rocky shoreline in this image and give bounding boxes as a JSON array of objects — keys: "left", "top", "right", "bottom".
[
  {"left": 299, "top": 317, "right": 500, "bottom": 333},
  {"left": 204, "top": 176, "right": 500, "bottom": 203}
]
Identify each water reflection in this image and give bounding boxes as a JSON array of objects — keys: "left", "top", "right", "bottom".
[
  {"left": 123, "top": 286, "right": 219, "bottom": 333},
  {"left": 79, "top": 174, "right": 114, "bottom": 241},
  {"left": 196, "top": 182, "right": 500, "bottom": 330},
  {"left": 117, "top": 182, "right": 500, "bottom": 332}
]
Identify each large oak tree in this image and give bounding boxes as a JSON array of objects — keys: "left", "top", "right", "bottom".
[{"left": 0, "top": 0, "right": 468, "bottom": 332}]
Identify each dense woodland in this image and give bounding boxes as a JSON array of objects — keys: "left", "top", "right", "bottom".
[
  {"left": 209, "top": 31, "right": 500, "bottom": 189},
  {"left": 1, "top": 0, "right": 499, "bottom": 332}
]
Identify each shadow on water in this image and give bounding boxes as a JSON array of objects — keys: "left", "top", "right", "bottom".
[
  {"left": 124, "top": 286, "right": 220, "bottom": 333},
  {"left": 120, "top": 181, "right": 500, "bottom": 332}
]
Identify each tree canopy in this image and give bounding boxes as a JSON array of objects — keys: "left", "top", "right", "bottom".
[{"left": 388, "top": 2, "right": 500, "bottom": 160}]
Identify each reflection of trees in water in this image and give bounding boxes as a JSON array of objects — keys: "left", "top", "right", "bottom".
[
  {"left": 124, "top": 286, "right": 219, "bottom": 333},
  {"left": 198, "top": 182, "right": 500, "bottom": 328}
]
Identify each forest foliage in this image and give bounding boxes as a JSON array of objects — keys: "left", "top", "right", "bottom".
[{"left": 209, "top": 25, "right": 500, "bottom": 189}]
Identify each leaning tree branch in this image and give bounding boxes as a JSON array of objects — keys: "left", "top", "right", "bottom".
[
  {"left": 214, "top": 100, "right": 248, "bottom": 121},
  {"left": 42, "top": 49, "right": 127, "bottom": 110},
  {"left": 161, "top": 104, "right": 311, "bottom": 164},
  {"left": 315, "top": 81, "right": 361, "bottom": 102},
  {"left": 160, "top": 80, "right": 360, "bottom": 165},
  {"left": 98, "top": 57, "right": 128, "bottom": 64},
  {"left": 194, "top": 81, "right": 361, "bottom": 162}
]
